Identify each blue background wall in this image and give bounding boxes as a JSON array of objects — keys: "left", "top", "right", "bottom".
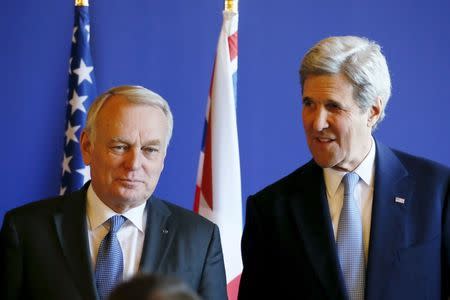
[{"left": 1, "top": 0, "right": 449, "bottom": 222}]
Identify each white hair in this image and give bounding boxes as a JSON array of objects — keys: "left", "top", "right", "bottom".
[
  {"left": 300, "top": 36, "right": 391, "bottom": 128},
  {"left": 85, "top": 85, "right": 173, "bottom": 148}
]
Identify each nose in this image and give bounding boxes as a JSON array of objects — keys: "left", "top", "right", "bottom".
[
  {"left": 124, "top": 148, "right": 142, "bottom": 171},
  {"left": 312, "top": 107, "right": 329, "bottom": 132}
]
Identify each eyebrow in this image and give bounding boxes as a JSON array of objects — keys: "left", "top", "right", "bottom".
[
  {"left": 302, "top": 96, "right": 341, "bottom": 105},
  {"left": 110, "top": 137, "right": 128, "bottom": 144},
  {"left": 110, "top": 137, "right": 162, "bottom": 146},
  {"left": 143, "top": 140, "right": 162, "bottom": 146},
  {"left": 326, "top": 99, "right": 341, "bottom": 105}
]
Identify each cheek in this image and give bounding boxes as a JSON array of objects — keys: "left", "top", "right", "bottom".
[
  {"left": 332, "top": 116, "right": 351, "bottom": 136},
  {"left": 96, "top": 154, "right": 121, "bottom": 176},
  {"left": 302, "top": 115, "right": 312, "bottom": 132},
  {"left": 154, "top": 161, "right": 165, "bottom": 175},
  {"left": 336, "top": 122, "right": 360, "bottom": 154},
  {"left": 144, "top": 159, "right": 164, "bottom": 176},
  {"left": 302, "top": 110, "right": 310, "bottom": 123}
]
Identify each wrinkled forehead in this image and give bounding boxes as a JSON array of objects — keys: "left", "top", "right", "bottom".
[
  {"left": 95, "top": 97, "right": 168, "bottom": 141},
  {"left": 95, "top": 95, "right": 166, "bottom": 125}
]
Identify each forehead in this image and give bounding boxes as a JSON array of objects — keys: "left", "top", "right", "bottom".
[
  {"left": 95, "top": 95, "right": 168, "bottom": 139},
  {"left": 303, "top": 73, "right": 355, "bottom": 103}
]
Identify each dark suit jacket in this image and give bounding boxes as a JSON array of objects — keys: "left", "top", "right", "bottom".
[
  {"left": 0, "top": 185, "right": 227, "bottom": 300},
  {"left": 238, "top": 141, "right": 450, "bottom": 299}
]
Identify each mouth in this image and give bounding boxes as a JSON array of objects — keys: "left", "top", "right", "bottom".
[
  {"left": 314, "top": 136, "right": 335, "bottom": 143},
  {"left": 117, "top": 178, "right": 145, "bottom": 185}
]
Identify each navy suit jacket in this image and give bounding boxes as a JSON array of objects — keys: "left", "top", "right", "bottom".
[
  {"left": 0, "top": 184, "right": 227, "bottom": 300},
  {"left": 238, "top": 141, "right": 450, "bottom": 299}
]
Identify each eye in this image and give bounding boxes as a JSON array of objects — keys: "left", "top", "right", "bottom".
[
  {"left": 111, "top": 144, "right": 128, "bottom": 153},
  {"left": 326, "top": 102, "right": 342, "bottom": 111},
  {"left": 143, "top": 146, "right": 159, "bottom": 154},
  {"left": 302, "top": 99, "right": 313, "bottom": 107}
]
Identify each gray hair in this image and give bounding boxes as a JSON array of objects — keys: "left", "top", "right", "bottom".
[
  {"left": 299, "top": 36, "right": 391, "bottom": 128},
  {"left": 85, "top": 85, "right": 173, "bottom": 148}
]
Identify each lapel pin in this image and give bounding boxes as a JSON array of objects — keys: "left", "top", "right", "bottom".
[
  {"left": 162, "top": 229, "right": 169, "bottom": 234},
  {"left": 395, "top": 197, "right": 405, "bottom": 204}
]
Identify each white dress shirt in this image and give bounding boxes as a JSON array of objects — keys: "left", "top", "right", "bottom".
[
  {"left": 86, "top": 185, "right": 147, "bottom": 279},
  {"left": 323, "top": 138, "right": 376, "bottom": 263}
]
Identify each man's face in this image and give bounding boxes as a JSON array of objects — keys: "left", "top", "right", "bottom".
[
  {"left": 302, "top": 73, "right": 380, "bottom": 172},
  {"left": 81, "top": 95, "right": 168, "bottom": 212}
]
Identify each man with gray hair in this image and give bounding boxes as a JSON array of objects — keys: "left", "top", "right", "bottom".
[
  {"left": 238, "top": 36, "right": 449, "bottom": 299},
  {"left": 1, "top": 85, "right": 227, "bottom": 300}
]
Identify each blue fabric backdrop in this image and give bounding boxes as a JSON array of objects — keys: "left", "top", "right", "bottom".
[{"left": 1, "top": 0, "right": 449, "bottom": 221}]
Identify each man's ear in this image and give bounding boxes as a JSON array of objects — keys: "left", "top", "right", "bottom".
[
  {"left": 368, "top": 96, "right": 383, "bottom": 127},
  {"left": 80, "top": 130, "right": 92, "bottom": 165}
]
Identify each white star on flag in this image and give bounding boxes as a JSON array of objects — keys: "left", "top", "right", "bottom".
[
  {"left": 72, "top": 26, "right": 78, "bottom": 43},
  {"left": 73, "top": 59, "right": 94, "bottom": 85},
  {"left": 85, "top": 25, "right": 90, "bottom": 42},
  {"left": 69, "top": 90, "right": 88, "bottom": 114},
  {"left": 69, "top": 57, "right": 73, "bottom": 74},
  {"left": 76, "top": 166, "right": 91, "bottom": 185},
  {"left": 62, "top": 154, "right": 73, "bottom": 175},
  {"left": 65, "top": 121, "right": 81, "bottom": 145}
]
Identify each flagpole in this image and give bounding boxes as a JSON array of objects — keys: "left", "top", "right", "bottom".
[
  {"left": 75, "top": 0, "right": 89, "bottom": 6},
  {"left": 225, "top": 0, "right": 238, "bottom": 12}
]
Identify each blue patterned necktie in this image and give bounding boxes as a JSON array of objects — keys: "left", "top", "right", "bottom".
[
  {"left": 337, "top": 172, "right": 365, "bottom": 300},
  {"left": 95, "top": 215, "right": 127, "bottom": 300}
]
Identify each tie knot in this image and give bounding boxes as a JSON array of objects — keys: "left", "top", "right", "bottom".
[
  {"left": 343, "top": 172, "right": 359, "bottom": 196},
  {"left": 109, "top": 215, "right": 126, "bottom": 233}
]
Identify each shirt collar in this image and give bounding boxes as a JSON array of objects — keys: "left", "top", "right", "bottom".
[
  {"left": 354, "top": 137, "right": 376, "bottom": 187},
  {"left": 323, "top": 137, "right": 376, "bottom": 198},
  {"left": 86, "top": 184, "right": 146, "bottom": 232}
]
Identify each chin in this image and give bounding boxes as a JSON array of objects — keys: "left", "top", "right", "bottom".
[
  {"left": 120, "top": 191, "right": 142, "bottom": 200},
  {"left": 312, "top": 156, "right": 338, "bottom": 169}
]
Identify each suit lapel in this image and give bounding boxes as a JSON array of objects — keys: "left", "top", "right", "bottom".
[
  {"left": 54, "top": 186, "right": 98, "bottom": 300},
  {"left": 365, "top": 141, "right": 414, "bottom": 300},
  {"left": 289, "top": 161, "right": 347, "bottom": 300},
  {"left": 139, "top": 197, "right": 173, "bottom": 273}
]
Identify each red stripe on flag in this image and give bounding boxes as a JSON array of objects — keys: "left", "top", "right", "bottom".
[
  {"left": 193, "top": 185, "right": 201, "bottom": 211},
  {"left": 227, "top": 273, "right": 241, "bottom": 300},
  {"left": 228, "top": 32, "right": 238, "bottom": 61},
  {"left": 200, "top": 111, "right": 214, "bottom": 210},
  {"left": 209, "top": 60, "right": 216, "bottom": 97}
]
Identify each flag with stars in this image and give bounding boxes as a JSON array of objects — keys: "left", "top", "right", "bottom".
[
  {"left": 193, "top": 4, "right": 242, "bottom": 299},
  {"left": 61, "top": 1, "right": 96, "bottom": 195}
]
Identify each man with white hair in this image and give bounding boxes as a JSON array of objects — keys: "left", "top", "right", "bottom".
[
  {"left": 239, "top": 36, "right": 450, "bottom": 299},
  {"left": 1, "top": 85, "right": 227, "bottom": 300}
]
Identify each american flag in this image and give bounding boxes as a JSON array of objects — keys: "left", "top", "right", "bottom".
[
  {"left": 193, "top": 3, "right": 242, "bottom": 299},
  {"left": 60, "top": 0, "right": 96, "bottom": 195}
]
